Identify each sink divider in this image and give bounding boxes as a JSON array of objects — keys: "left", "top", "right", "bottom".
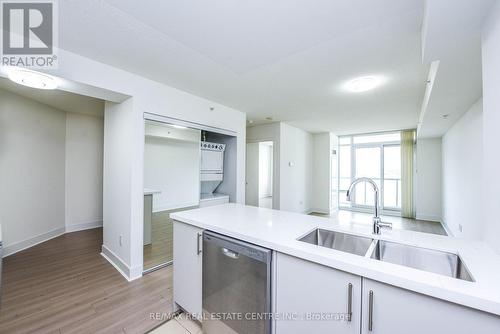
[{"left": 365, "top": 239, "right": 378, "bottom": 258}]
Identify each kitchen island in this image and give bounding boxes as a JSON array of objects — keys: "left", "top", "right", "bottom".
[{"left": 171, "top": 203, "right": 500, "bottom": 333}]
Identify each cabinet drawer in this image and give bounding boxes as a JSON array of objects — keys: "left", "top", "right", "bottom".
[{"left": 275, "top": 253, "right": 361, "bottom": 334}]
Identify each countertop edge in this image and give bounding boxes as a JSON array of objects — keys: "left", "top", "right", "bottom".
[{"left": 171, "top": 210, "right": 500, "bottom": 317}]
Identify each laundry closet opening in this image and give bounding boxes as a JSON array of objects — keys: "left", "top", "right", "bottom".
[{"left": 142, "top": 117, "right": 237, "bottom": 273}]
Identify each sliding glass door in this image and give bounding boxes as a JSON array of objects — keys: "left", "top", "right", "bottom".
[
  {"left": 353, "top": 146, "right": 381, "bottom": 207},
  {"left": 338, "top": 132, "right": 402, "bottom": 213}
]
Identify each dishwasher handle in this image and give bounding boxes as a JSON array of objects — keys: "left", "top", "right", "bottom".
[
  {"left": 221, "top": 248, "right": 240, "bottom": 259},
  {"left": 203, "top": 231, "right": 272, "bottom": 264}
]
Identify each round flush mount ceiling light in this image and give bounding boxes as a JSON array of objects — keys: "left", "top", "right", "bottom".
[
  {"left": 344, "top": 76, "right": 383, "bottom": 93},
  {"left": 7, "top": 67, "right": 58, "bottom": 90}
]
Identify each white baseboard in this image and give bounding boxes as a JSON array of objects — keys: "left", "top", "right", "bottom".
[
  {"left": 65, "top": 220, "right": 103, "bottom": 233},
  {"left": 440, "top": 221, "right": 454, "bottom": 237},
  {"left": 308, "top": 208, "right": 330, "bottom": 215},
  {"left": 101, "top": 245, "right": 133, "bottom": 281},
  {"left": 101, "top": 245, "right": 143, "bottom": 281},
  {"left": 2, "top": 225, "right": 139, "bottom": 282},
  {"left": 129, "top": 265, "right": 143, "bottom": 280},
  {"left": 3, "top": 224, "right": 104, "bottom": 258},
  {"left": 416, "top": 214, "right": 441, "bottom": 222},
  {"left": 3, "top": 226, "right": 66, "bottom": 257}
]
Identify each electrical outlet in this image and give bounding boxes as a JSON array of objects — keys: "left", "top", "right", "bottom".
[
  {"left": 119, "top": 235, "right": 123, "bottom": 246},
  {"left": 458, "top": 224, "right": 463, "bottom": 233}
]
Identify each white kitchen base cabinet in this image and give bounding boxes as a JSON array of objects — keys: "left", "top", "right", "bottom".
[
  {"left": 275, "top": 253, "right": 361, "bottom": 334},
  {"left": 361, "top": 279, "right": 500, "bottom": 334},
  {"left": 173, "top": 220, "right": 203, "bottom": 319}
]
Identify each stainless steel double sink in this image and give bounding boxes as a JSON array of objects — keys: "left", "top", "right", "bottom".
[{"left": 298, "top": 228, "right": 474, "bottom": 282}]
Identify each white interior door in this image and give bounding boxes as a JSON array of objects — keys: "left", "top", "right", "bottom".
[{"left": 245, "top": 142, "right": 259, "bottom": 206}]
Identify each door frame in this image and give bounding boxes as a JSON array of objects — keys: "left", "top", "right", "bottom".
[
  {"left": 246, "top": 138, "right": 277, "bottom": 209},
  {"left": 142, "top": 114, "right": 236, "bottom": 275}
]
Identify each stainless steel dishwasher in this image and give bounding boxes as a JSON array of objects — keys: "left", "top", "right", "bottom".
[{"left": 203, "top": 231, "right": 272, "bottom": 334}]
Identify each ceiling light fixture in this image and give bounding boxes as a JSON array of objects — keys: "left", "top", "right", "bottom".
[
  {"left": 344, "top": 76, "right": 383, "bottom": 93},
  {"left": 7, "top": 67, "right": 58, "bottom": 90}
]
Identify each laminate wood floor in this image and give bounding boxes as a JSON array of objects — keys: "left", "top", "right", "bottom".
[
  {"left": 143, "top": 211, "right": 173, "bottom": 270},
  {"left": 143, "top": 207, "right": 197, "bottom": 271},
  {"left": 0, "top": 228, "right": 173, "bottom": 334}
]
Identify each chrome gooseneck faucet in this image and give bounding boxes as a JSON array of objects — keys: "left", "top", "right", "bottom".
[{"left": 346, "top": 177, "right": 392, "bottom": 235}]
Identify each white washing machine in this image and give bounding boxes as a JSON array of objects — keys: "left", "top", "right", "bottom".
[{"left": 200, "top": 142, "right": 229, "bottom": 207}]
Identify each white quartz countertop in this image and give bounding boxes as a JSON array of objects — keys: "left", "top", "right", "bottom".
[
  {"left": 144, "top": 188, "right": 161, "bottom": 195},
  {"left": 171, "top": 203, "right": 500, "bottom": 316}
]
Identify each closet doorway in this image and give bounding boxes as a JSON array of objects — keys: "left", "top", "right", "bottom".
[{"left": 143, "top": 120, "right": 201, "bottom": 273}]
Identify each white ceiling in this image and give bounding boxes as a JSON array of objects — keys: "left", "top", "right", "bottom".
[
  {"left": 417, "top": 0, "right": 495, "bottom": 138},
  {"left": 59, "top": 0, "right": 428, "bottom": 134},
  {"left": 0, "top": 77, "right": 104, "bottom": 117}
]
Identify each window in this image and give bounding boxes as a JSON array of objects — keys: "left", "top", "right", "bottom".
[{"left": 338, "top": 132, "right": 401, "bottom": 212}]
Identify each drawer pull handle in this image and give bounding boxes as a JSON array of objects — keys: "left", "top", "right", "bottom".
[
  {"left": 347, "top": 283, "right": 353, "bottom": 322},
  {"left": 368, "top": 290, "right": 374, "bottom": 331},
  {"left": 197, "top": 233, "right": 202, "bottom": 255}
]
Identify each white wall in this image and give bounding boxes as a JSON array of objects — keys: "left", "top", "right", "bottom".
[
  {"left": 247, "top": 123, "right": 281, "bottom": 209},
  {"left": 279, "top": 123, "right": 313, "bottom": 213},
  {"left": 0, "top": 89, "right": 103, "bottom": 255},
  {"left": 259, "top": 142, "right": 273, "bottom": 198},
  {"left": 45, "top": 49, "right": 246, "bottom": 279},
  {"left": 0, "top": 89, "right": 66, "bottom": 255},
  {"left": 330, "top": 135, "right": 339, "bottom": 211},
  {"left": 248, "top": 122, "right": 316, "bottom": 214},
  {"left": 144, "top": 134, "right": 200, "bottom": 212},
  {"left": 482, "top": 3, "right": 500, "bottom": 254},
  {"left": 65, "top": 112, "right": 104, "bottom": 232},
  {"left": 102, "top": 99, "right": 138, "bottom": 277},
  {"left": 311, "top": 133, "right": 332, "bottom": 214},
  {"left": 416, "top": 138, "right": 442, "bottom": 222},
  {"left": 442, "top": 99, "right": 483, "bottom": 239}
]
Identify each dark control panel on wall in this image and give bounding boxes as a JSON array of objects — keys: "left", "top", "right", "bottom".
[{"left": 201, "top": 141, "right": 226, "bottom": 151}]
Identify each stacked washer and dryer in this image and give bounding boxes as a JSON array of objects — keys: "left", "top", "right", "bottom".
[{"left": 199, "top": 141, "right": 230, "bottom": 207}]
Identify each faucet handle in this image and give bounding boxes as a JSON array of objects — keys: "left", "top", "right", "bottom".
[{"left": 378, "top": 221, "right": 392, "bottom": 229}]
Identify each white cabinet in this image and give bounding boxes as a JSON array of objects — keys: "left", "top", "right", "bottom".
[
  {"left": 173, "top": 220, "right": 203, "bottom": 318},
  {"left": 361, "top": 278, "right": 500, "bottom": 334},
  {"left": 275, "top": 253, "right": 361, "bottom": 334}
]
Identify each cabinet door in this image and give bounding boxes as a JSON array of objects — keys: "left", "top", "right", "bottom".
[
  {"left": 361, "top": 278, "right": 500, "bottom": 334},
  {"left": 275, "top": 253, "right": 361, "bottom": 334},
  {"left": 173, "top": 221, "right": 203, "bottom": 318}
]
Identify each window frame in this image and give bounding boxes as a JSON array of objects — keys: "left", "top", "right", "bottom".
[{"left": 337, "top": 132, "right": 401, "bottom": 215}]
